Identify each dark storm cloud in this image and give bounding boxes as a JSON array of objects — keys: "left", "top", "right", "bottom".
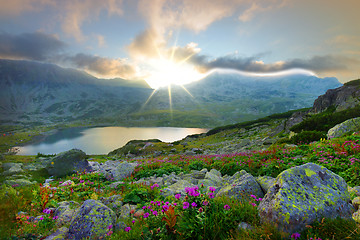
[{"left": 0, "top": 32, "right": 66, "bottom": 61}]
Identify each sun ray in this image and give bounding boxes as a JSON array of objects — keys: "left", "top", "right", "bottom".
[
  {"left": 141, "top": 89, "right": 157, "bottom": 110},
  {"left": 180, "top": 85, "right": 194, "bottom": 98}
]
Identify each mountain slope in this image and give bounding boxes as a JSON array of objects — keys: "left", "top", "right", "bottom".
[
  {"left": 141, "top": 71, "right": 342, "bottom": 125},
  {"left": 0, "top": 59, "right": 153, "bottom": 125}
]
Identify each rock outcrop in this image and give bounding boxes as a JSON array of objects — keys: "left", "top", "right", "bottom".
[
  {"left": 258, "top": 163, "right": 354, "bottom": 233},
  {"left": 46, "top": 149, "right": 89, "bottom": 177},
  {"left": 311, "top": 80, "right": 360, "bottom": 113},
  {"left": 327, "top": 117, "right": 360, "bottom": 138},
  {"left": 68, "top": 200, "right": 116, "bottom": 240}
]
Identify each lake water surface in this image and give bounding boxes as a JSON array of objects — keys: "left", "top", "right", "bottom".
[{"left": 16, "top": 127, "right": 208, "bottom": 155}]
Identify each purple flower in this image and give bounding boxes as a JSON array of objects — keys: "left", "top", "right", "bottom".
[
  {"left": 250, "top": 194, "right": 257, "bottom": 199},
  {"left": 209, "top": 187, "right": 216, "bottom": 192},
  {"left": 203, "top": 200, "right": 209, "bottom": 206},
  {"left": 153, "top": 211, "right": 158, "bottom": 216},
  {"left": 183, "top": 202, "right": 190, "bottom": 209},
  {"left": 142, "top": 206, "right": 147, "bottom": 209},
  {"left": 224, "top": 205, "right": 230, "bottom": 210},
  {"left": 199, "top": 207, "right": 204, "bottom": 213},
  {"left": 208, "top": 192, "right": 215, "bottom": 199},
  {"left": 151, "top": 183, "right": 159, "bottom": 190},
  {"left": 250, "top": 202, "right": 257, "bottom": 207},
  {"left": 132, "top": 220, "right": 135, "bottom": 224},
  {"left": 291, "top": 232, "right": 301, "bottom": 240},
  {"left": 42, "top": 209, "right": 51, "bottom": 214},
  {"left": 125, "top": 227, "right": 131, "bottom": 232},
  {"left": 107, "top": 224, "right": 113, "bottom": 230},
  {"left": 52, "top": 216, "right": 59, "bottom": 220},
  {"left": 175, "top": 194, "right": 181, "bottom": 200},
  {"left": 191, "top": 202, "right": 197, "bottom": 208},
  {"left": 143, "top": 212, "right": 150, "bottom": 218}
]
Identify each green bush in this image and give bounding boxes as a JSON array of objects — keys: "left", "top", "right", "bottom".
[{"left": 290, "top": 131, "right": 326, "bottom": 145}]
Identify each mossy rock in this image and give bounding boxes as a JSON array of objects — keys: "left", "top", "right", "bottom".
[{"left": 258, "top": 163, "right": 354, "bottom": 234}]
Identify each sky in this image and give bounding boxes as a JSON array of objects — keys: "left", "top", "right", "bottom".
[{"left": 0, "top": 0, "right": 359, "bottom": 88}]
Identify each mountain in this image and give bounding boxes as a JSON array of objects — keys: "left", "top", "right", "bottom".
[
  {"left": 140, "top": 71, "right": 342, "bottom": 126},
  {"left": 0, "top": 59, "right": 153, "bottom": 126},
  {"left": 0, "top": 59, "right": 342, "bottom": 127}
]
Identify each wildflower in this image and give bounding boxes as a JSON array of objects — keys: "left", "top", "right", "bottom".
[
  {"left": 43, "top": 209, "right": 51, "bottom": 214},
  {"left": 107, "top": 231, "right": 113, "bottom": 236},
  {"left": 153, "top": 211, "right": 158, "bottom": 216},
  {"left": 208, "top": 192, "right": 215, "bottom": 199},
  {"left": 125, "top": 227, "right": 131, "bottom": 232},
  {"left": 291, "top": 232, "right": 301, "bottom": 240},
  {"left": 250, "top": 202, "right": 257, "bottom": 207},
  {"left": 250, "top": 194, "right": 257, "bottom": 199},
  {"left": 183, "top": 202, "right": 190, "bottom": 209},
  {"left": 132, "top": 220, "right": 135, "bottom": 224},
  {"left": 175, "top": 194, "right": 181, "bottom": 200},
  {"left": 199, "top": 207, "right": 204, "bottom": 213},
  {"left": 53, "top": 216, "right": 59, "bottom": 220},
  {"left": 224, "top": 205, "right": 230, "bottom": 210},
  {"left": 107, "top": 225, "right": 113, "bottom": 230},
  {"left": 151, "top": 183, "right": 159, "bottom": 190},
  {"left": 209, "top": 187, "right": 216, "bottom": 192},
  {"left": 203, "top": 200, "right": 209, "bottom": 206},
  {"left": 142, "top": 206, "right": 147, "bottom": 209},
  {"left": 191, "top": 202, "right": 197, "bottom": 208},
  {"left": 39, "top": 216, "right": 44, "bottom": 220},
  {"left": 143, "top": 212, "right": 150, "bottom": 218},
  {"left": 130, "top": 209, "right": 135, "bottom": 214}
]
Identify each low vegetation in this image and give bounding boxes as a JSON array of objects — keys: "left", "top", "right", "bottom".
[{"left": 1, "top": 132, "right": 360, "bottom": 239}]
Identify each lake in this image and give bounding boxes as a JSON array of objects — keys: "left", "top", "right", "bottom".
[{"left": 15, "top": 127, "right": 208, "bottom": 155}]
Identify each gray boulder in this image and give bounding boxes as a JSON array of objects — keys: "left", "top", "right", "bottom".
[
  {"left": 68, "top": 200, "right": 116, "bottom": 240},
  {"left": 2, "top": 163, "right": 24, "bottom": 176},
  {"left": 46, "top": 149, "right": 89, "bottom": 177},
  {"left": 4, "top": 178, "right": 34, "bottom": 186},
  {"left": 256, "top": 176, "right": 276, "bottom": 193},
  {"left": 100, "top": 161, "right": 137, "bottom": 181},
  {"left": 44, "top": 227, "right": 69, "bottom": 240},
  {"left": 100, "top": 194, "right": 123, "bottom": 213},
  {"left": 54, "top": 201, "right": 80, "bottom": 226},
  {"left": 327, "top": 117, "right": 360, "bottom": 139},
  {"left": 258, "top": 163, "right": 354, "bottom": 233},
  {"left": 217, "top": 170, "right": 264, "bottom": 200}
]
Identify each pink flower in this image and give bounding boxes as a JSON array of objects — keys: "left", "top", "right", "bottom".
[
  {"left": 199, "top": 207, "right": 204, "bottom": 213},
  {"left": 143, "top": 212, "right": 150, "bottom": 218},
  {"left": 153, "top": 211, "right": 158, "bottom": 216},
  {"left": 191, "top": 202, "right": 197, "bottom": 208},
  {"left": 224, "top": 205, "right": 230, "bottom": 210},
  {"left": 175, "top": 194, "right": 181, "bottom": 199},
  {"left": 208, "top": 192, "right": 215, "bottom": 199},
  {"left": 183, "top": 202, "right": 190, "bottom": 209},
  {"left": 209, "top": 187, "right": 216, "bottom": 192},
  {"left": 125, "top": 227, "right": 131, "bottom": 232},
  {"left": 291, "top": 232, "right": 301, "bottom": 240},
  {"left": 202, "top": 200, "right": 209, "bottom": 206},
  {"left": 107, "top": 224, "right": 113, "bottom": 230}
]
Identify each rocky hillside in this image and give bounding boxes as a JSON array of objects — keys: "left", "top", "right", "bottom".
[
  {"left": 0, "top": 59, "right": 342, "bottom": 127},
  {"left": 0, "top": 59, "right": 153, "bottom": 126}
]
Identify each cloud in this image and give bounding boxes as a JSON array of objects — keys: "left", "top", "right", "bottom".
[
  {"left": 191, "top": 53, "right": 360, "bottom": 75},
  {"left": 0, "top": 0, "right": 54, "bottom": 16},
  {"left": 66, "top": 53, "right": 138, "bottom": 79},
  {"left": 0, "top": 0, "right": 124, "bottom": 42},
  {"left": 0, "top": 31, "right": 66, "bottom": 61}
]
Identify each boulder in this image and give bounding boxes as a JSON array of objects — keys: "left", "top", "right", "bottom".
[
  {"left": 44, "top": 227, "right": 69, "bottom": 240},
  {"left": 205, "top": 169, "right": 223, "bottom": 186},
  {"left": 100, "top": 195, "right": 123, "bottom": 213},
  {"left": 54, "top": 201, "right": 80, "bottom": 226},
  {"left": 46, "top": 149, "right": 89, "bottom": 177},
  {"left": 2, "top": 163, "right": 24, "bottom": 176},
  {"left": 258, "top": 163, "right": 354, "bottom": 233},
  {"left": 217, "top": 171, "right": 264, "bottom": 200},
  {"left": 256, "top": 176, "right": 276, "bottom": 193},
  {"left": 352, "top": 197, "right": 360, "bottom": 210},
  {"left": 327, "top": 117, "right": 360, "bottom": 139},
  {"left": 164, "top": 180, "right": 195, "bottom": 196},
  {"left": 353, "top": 210, "right": 360, "bottom": 223},
  {"left": 99, "top": 161, "right": 137, "bottom": 181},
  {"left": 4, "top": 178, "right": 34, "bottom": 186},
  {"left": 68, "top": 200, "right": 116, "bottom": 240}
]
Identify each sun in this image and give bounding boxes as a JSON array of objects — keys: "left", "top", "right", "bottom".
[{"left": 145, "top": 58, "right": 205, "bottom": 89}]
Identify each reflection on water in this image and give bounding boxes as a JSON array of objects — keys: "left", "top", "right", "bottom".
[{"left": 16, "top": 127, "right": 207, "bottom": 155}]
